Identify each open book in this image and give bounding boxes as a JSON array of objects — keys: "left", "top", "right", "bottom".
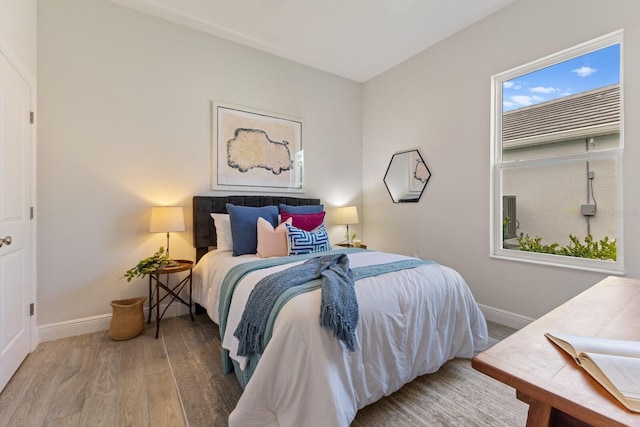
[{"left": 545, "top": 332, "right": 640, "bottom": 413}]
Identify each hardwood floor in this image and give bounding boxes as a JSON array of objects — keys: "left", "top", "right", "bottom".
[
  {"left": 0, "top": 317, "right": 193, "bottom": 427},
  {"left": 486, "top": 320, "right": 518, "bottom": 341},
  {"left": 0, "top": 314, "right": 516, "bottom": 426}
]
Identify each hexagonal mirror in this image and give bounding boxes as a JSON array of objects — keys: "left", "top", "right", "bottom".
[{"left": 383, "top": 149, "right": 431, "bottom": 203}]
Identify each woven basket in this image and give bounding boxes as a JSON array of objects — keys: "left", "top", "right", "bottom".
[{"left": 109, "top": 296, "right": 146, "bottom": 340}]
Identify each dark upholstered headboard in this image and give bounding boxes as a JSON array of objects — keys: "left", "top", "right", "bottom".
[{"left": 193, "top": 195, "right": 321, "bottom": 262}]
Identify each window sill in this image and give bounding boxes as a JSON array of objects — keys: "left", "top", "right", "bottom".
[{"left": 491, "top": 249, "right": 624, "bottom": 275}]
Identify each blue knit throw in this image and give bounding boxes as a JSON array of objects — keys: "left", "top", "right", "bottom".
[{"left": 234, "top": 253, "right": 357, "bottom": 356}]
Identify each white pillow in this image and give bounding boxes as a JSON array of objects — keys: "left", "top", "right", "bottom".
[{"left": 210, "top": 213, "right": 233, "bottom": 252}]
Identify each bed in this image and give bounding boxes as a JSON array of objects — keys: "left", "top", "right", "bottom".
[{"left": 191, "top": 195, "right": 489, "bottom": 426}]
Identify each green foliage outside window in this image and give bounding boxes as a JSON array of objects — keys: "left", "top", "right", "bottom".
[
  {"left": 516, "top": 234, "right": 616, "bottom": 261},
  {"left": 502, "top": 217, "right": 511, "bottom": 241}
]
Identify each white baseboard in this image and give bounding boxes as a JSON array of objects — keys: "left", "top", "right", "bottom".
[
  {"left": 37, "top": 303, "right": 191, "bottom": 343},
  {"left": 38, "top": 301, "right": 531, "bottom": 342},
  {"left": 478, "top": 303, "right": 534, "bottom": 331}
]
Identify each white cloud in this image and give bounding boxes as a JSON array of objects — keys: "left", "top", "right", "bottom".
[
  {"left": 503, "top": 101, "right": 518, "bottom": 109},
  {"left": 510, "top": 95, "right": 545, "bottom": 107},
  {"left": 511, "top": 95, "right": 534, "bottom": 106},
  {"left": 530, "top": 86, "right": 557, "bottom": 94},
  {"left": 503, "top": 81, "right": 523, "bottom": 90},
  {"left": 572, "top": 66, "right": 597, "bottom": 77}
]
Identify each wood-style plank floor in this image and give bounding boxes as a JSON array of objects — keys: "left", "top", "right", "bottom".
[
  {"left": 0, "top": 315, "right": 201, "bottom": 427},
  {"left": 0, "top": 313, "right": 514, "bottom": 426}
]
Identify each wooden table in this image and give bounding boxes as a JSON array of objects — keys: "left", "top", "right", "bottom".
[
  {"left": 148, "top": 259, "right": 194, "bottom": 338},
  {"left": 336, "top": 242, "right": 367, "bottom": 249},
  {"left": 472, "top": 276, "right": 640, "bottom": 427}
]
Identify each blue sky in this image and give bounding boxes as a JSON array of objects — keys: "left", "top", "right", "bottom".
[{"left": 503, "top": 44, "right": 620, "bottom": 112}]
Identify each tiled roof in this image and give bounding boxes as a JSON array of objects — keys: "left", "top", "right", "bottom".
[{"left": 503, "top": 84, "right": 620, "bottom": 143}]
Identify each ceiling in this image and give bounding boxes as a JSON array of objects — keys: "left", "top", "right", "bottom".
[{"left": 111, "top": 0, "right": 517, "bottom": 83}]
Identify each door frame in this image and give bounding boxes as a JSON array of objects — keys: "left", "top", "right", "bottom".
[{"left": 0, "top": 40, "right": 37, "bottom": 352}]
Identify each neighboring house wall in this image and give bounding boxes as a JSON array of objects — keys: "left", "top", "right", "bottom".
[
  {"left": 503, "top": 140, "right": 618, "bottom": 247},
  {"left": 362, "top": 0, "right": 640, "bottom": 323},
  {"left": 502, "top": 85, "right": 620, "bottom": 247},
  {"left": 37, "top": 0, "right": 363, "bottom": 328},
  {"left": 502, "top": 134, "right": 619, "bottom": 162}
]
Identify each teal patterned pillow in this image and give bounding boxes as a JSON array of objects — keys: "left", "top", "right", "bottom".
[{"left": 286, "top": 223, "right": 331, "bottom": 255}]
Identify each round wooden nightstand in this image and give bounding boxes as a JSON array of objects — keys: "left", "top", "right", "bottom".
[
  {"left": 336, "top": 243, "right": 367, "bottom": 249},
  {"left": 148, "top": 259, "right": 194, "bottom": 338}
]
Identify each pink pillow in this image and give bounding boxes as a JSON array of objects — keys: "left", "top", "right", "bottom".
[
  {"left": 280, "top": 210, "right": 325, "bottom": 232},
  {"left": 257, "top": 217, "right": 292, "bottom": 258}
]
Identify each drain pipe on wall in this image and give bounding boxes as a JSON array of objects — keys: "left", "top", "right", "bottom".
[{"left": 581, "top": 137, "right": 597, "bottom": 236}]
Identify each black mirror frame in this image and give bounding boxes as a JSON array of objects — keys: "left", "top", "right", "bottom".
[{"left": 383, "top": 149, "right": 431, "bottom": 203}]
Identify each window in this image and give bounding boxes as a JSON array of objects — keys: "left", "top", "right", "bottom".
[{"left": 490, "top": 31, "right": 623, "bottom": 273}]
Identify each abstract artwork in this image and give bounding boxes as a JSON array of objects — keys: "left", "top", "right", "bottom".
[
  {"left": 211, "top": 101, "right": 303, "bottom": 192},
  {"left": 409, "top": 150, "right": 430, "bottom": 193}
]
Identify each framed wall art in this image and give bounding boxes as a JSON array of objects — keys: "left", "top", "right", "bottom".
[{"left": 211, "top": 101, "right": 303, "bottom": 192}]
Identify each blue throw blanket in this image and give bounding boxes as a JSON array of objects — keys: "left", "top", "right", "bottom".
[{"left": 234, "top": 253, "right": 358, "bottom": 356}]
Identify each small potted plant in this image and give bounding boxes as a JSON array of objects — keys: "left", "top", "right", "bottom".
[
  {"left": 110, "top": 247, "right": 178, "bottom": 340},
  {"left": 345, "top": 230, "right": 357, "bottom": 246},
  {"left": 122, "top": 246, "right": 178, "bottom": 282}
]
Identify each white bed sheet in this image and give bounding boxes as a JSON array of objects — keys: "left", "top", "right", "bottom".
[
  {"left": 193, "top": 250, "right": 489, "bottom": 427},
  {"left": 192, "top": 249, "right": 254, "bottom": 324}
]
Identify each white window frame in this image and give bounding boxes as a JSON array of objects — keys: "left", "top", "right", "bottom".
[{"left": 490, "top": 30, "right": 624, "bottom": 274}]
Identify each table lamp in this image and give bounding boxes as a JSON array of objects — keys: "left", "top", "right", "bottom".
[
  {"left": 336, "top": 206, "right": 359, "bottom": 246},
  {"left": 149, "top": 206, "right": 185, "bottom": 257}
]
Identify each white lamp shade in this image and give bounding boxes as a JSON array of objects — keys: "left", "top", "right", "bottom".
[
  {"left": 149, "top": 206, "right": 185, "bottom": 233},
  {"left": 336, "top": 206, "right": 359, "bottom": 225}
]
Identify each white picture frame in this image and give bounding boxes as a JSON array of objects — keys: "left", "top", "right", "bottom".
[{"left": 211, "top": 101, "right": 303, "bottom": 192}]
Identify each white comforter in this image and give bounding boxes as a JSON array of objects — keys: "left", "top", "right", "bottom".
[{"left": 193, "top": 250, "right": 489, "bottom": 427}]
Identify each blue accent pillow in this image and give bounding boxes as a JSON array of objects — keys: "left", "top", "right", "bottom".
[
  {"left": 226, "top": 204, "right": 278, "bottom": 256},
  {"left": 279, "top": 203, "right": 324, "bottom": 214},
  {"left": 286, "top": 223, "right": 331, "bottom": 256}
]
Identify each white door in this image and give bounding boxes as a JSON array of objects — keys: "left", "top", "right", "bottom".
[{"left": 0, "top": 51, "right": 32, "bottom": 392}]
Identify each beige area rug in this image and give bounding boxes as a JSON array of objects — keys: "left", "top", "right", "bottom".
[
  {"left": 351, "top": 358, "right": 528, "bottom": 426},
  {"left": 161, "top": 314, "right": 528, "bottom": 426}
]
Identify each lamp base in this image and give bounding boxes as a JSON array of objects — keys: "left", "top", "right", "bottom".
[{"left": 344, "top": 225, "right": 356, "bottom": 246}]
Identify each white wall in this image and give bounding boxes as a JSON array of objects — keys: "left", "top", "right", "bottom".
[
  {"left": 363, "top": 0, "right": 640, "bottom": 324},
  {"left": 0, "top": 0, "right": 37, "bottom": 80},
  {"left": 37, "top": 0, "right": 363, "bottom": 327}
]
